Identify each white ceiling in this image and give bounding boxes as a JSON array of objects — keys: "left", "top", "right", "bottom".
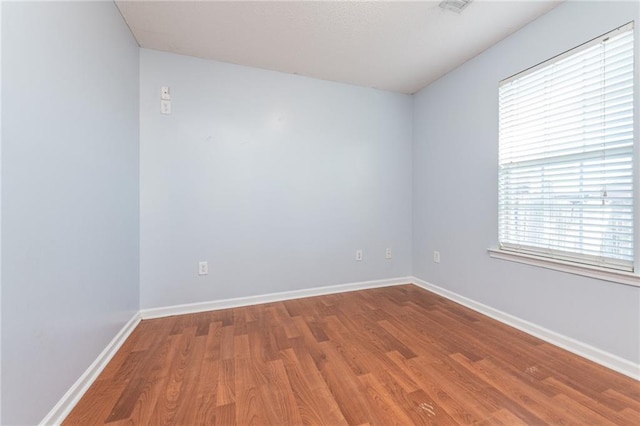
[{"left": 116, "top": 0, "right": 562, "bottom": 94}]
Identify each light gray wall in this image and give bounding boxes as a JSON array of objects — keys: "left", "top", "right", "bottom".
[
  {"left": 412, "top": 0, "right": 640, "bottom": 364},
  {"left": 1, "top": 2, "right": 139, "bottom": 424},
  {"left": 0, "top": 2, "right": 3, "bottom": 423},
  {"left": 140, "top": 49, "right": 413, "bottom": 309}
]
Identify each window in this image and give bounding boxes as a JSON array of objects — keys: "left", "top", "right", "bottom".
[{"left": 498, "top": 23, "right": 635, "bottom": 272}]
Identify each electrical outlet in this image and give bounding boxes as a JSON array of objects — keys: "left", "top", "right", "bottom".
[
  {"left": 198, "top": 261, "right": 208, "bottom": 275},
  {"left": 385, "top": 248, "right": 392, "bottom": 259},
  {"left": 160, "top": 99, "right": 171, "bottom": 115},
  {"left": 356, "top": 250, "right": 363, "bottom": 261},
  {"left": 433, "top": 251, "right": 441, "bottom": 263}
]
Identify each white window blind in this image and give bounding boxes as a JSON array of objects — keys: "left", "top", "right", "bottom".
[{"left": 498, "top": 23, "right": 635, "bottom": 272}]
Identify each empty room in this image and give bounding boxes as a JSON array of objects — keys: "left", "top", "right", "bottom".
[{"left": 1, "top": 0, "right": 639, "bottom": 424}]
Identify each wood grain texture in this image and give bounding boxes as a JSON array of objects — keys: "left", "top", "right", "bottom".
[{"left": 64, "top": 285, "right": 640, "bottom": 425}]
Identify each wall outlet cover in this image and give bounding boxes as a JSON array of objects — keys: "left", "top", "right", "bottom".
[{"left": 198, "top": 261, "right": 208, "bottom": 275}]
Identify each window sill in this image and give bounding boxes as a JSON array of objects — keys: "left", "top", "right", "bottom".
[{"left": 487, "top": 248, "right": 639, "bottom": 288}]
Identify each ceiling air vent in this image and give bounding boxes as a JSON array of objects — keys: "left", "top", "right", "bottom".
[{"left": 439, "top": 0, "right": 473, "bottom": 13}]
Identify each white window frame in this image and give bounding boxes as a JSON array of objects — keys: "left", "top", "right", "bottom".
[{"left": 491, "top": 22, "right": 639, "bottom": 287}]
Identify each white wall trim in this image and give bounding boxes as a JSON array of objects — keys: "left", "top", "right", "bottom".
[
  {"left": 488, "top": 248, "right": 639, "bottom": 288},
  {"left": 39, "top": 312, "right": 142, "bottom": 426},
  {"left": 140, "top": 276, "right": 413, "bottom": 320},
  {"left": 410, "top": 276, "right": 640, "bottom": 381},
  {"left": 38, "top": 275, "right": 639, "bottom": 425}
]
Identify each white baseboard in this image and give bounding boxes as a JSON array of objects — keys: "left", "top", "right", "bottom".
[
  {"left": 38, "top": 275, "right": 638, "bottom": 426},
  {"left": 411, "top": 277, "right": 640, "bottom": 381},
  {"left": 140, "top": 276, "right": 413, "bottom": 320},
  {"left": 39, "top": 312, "right": 142, "bottom": 426}
]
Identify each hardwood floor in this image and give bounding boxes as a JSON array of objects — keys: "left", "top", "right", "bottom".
[{"left": 64, "top": 285, "right": 640, "bottom": 425}]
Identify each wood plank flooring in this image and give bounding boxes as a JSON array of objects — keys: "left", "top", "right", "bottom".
[{"left": 64, "top": 285, "right": 640, "bottom": 425}]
